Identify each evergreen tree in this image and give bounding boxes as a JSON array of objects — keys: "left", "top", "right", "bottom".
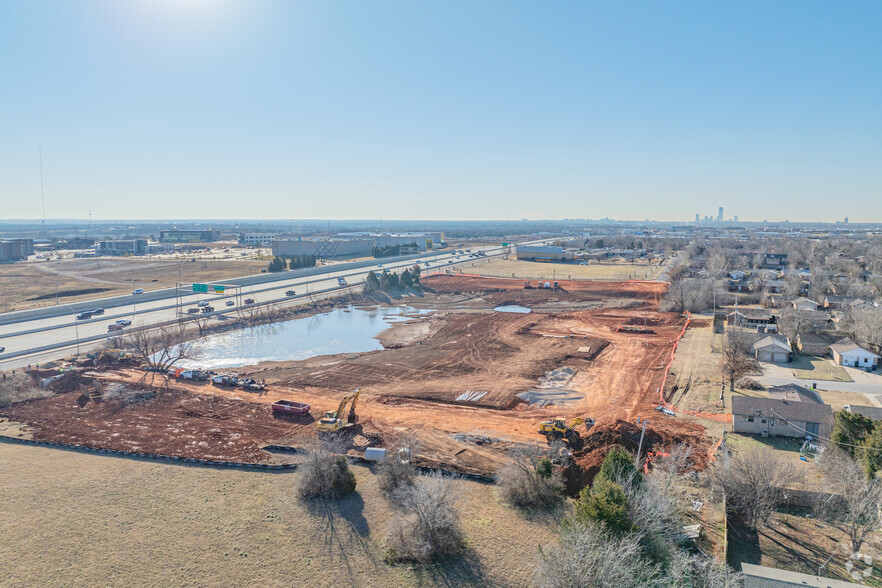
[
  {"left": 833, "top": 411, "right": 875, "bottom": 457},
  {"left": 365, "top": 270, "right": 381, "bottom": 292},
  {"left": 861, "top": 425, "right": 882, "bottom": 478},
  {"left": 572, "top": 476, "right": 631, "bottom": 534},
  {"left": 400, "top": 269, "right": 413, "bottom": 288}
]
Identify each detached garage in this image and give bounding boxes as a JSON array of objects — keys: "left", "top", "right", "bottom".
[{"left": 753, "top": 335, "right": 792, "bottom": 363}]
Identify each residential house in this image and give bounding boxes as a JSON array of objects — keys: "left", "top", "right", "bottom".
[
  {"left": 727, "top": 308, "right": 776, "bottom": 330},
  {"left": 731, "top": 396, "right": 833, "bottom": 438},
  {"left": 765, "top": 280, "right": 787, "bottom": 294},
  {"left": 763, "top": 253, "right": 788, "bottom": 269},
  {"left": 830, "top": 338, "right": 880, "bottom": 369},
  {"left": 728, "top": 270, "right": 747, "bottom": 280},
  {"left": 843, "top": 405, "right": 882, "bottom": 421},
  {"left": 823, "top": 295, "right": 855, "bottom": 310},
  {"left": 753, "top": 336, "right": 792, "bottom": 363},
  {"left": 795, "top": 333, "right": 838, "bottom": 356},
  {"left": 741, "top": 563, "right": 864, "bottom": 588},
  {"left": 767, "top": 384, "right": 823, "bottom": 404},
  {"left": 790, "top": 297, "right": 818, "bottom": 311}
]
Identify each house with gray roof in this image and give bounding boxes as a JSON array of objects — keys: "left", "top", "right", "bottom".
[{"left": 731, "top": 396, "right": 833, "bottom": 438}]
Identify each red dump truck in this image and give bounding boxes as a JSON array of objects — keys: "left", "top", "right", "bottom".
[{"left": 271, "top": 400, "right": 311, "bottom": 416}]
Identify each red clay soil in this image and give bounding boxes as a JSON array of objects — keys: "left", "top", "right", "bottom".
[
  {"left": 564, "top": 418, "right": 709, "bottom": 495},
  {"left": 0, "top": 388, "right": 306, "bottom": 463},
  {"left": 424, "top": 274, "right": 667, "bottom": 306},
  {"left": 1, "top": 277, "right": 715, "bottom": 481}
]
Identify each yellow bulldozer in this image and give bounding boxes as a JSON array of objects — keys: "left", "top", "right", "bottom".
[
  {"left": 317, "top": 388, "right": 361, "bottom": 434},
  {"left": 538, "top": 416, "right": 595, "bottom": 446}
]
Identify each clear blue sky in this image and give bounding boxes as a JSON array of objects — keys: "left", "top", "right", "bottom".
[{"left": 1, "top": 1, "right": 880, "bottom": 222}]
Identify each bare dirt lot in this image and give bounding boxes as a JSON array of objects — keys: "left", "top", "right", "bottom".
[
  {"left": 463, "top": 257, "right": 669, "bottom": 281},
  {"left": 0, "top": 276, "right": 714, "bottom": 489},
  {"left": 0, "top": 258, "right": 267, "bottom": 312}
]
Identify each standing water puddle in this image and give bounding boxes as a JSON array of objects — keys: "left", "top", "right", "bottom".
[
  {"left": 494, "top": 305, "right": 532, "bottom": 313},
  {"left": 177, "top": 306, "right": 430, "bottom": 369}
]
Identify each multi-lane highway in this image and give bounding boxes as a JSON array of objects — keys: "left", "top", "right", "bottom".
[{"left": 0, "top": 244, "right": 523, "bottom": 370}]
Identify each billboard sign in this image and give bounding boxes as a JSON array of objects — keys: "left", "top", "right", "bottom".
[
  {"left": 425, "top": 239, "right": 433, "bottom": 250},
  {"left": 213, "top": 285, "right": 225, "bottom": 294}
]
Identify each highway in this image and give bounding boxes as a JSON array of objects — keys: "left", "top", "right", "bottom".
[{"left": 0, "top": 243, "right": 528, "bottom": 370}]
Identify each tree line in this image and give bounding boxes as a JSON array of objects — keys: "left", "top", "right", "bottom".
[
  {"left": 267, "top": 255, "right": 317, "bottom": 272},
  {"left": 364, "top": 267, "right": 420, "bottom": 292}
]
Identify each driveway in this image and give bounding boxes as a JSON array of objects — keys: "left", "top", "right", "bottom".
[{"left": 757, "top": 360, "right": 882, "bottom": 406}]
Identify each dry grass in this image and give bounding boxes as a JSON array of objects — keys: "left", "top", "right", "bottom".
[
  {"left": 0, "top": 443, "right": 562, "bottom": 587},
  {"left": 728, "top": 511, "right": 882, "bottom": 586},
  {"left": 789, "top": 355, "right": 853, "bottom": 383},
  {"left": 0, "top": 258, "right": 268, "bottom": 312},
  {"left": 465, "top": 258, "right": 667, "bottom": 281}
]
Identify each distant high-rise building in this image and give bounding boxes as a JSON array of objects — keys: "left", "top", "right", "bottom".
[
  {"left": 717, "top": 207, "right": 724, "bottom": 222},
  {"left": 734, "top": 215, "right": 739, "bottom": 223},
  {"left": 845, "top": 217, "right": 849, "bottom": 224},
  {"left": 695, "top": 213, "right": 700, "bottom": 223}
]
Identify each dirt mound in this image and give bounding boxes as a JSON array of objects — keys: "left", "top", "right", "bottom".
[
  {"left": 49, "top": 371, "right": 96, "bottom": 394},
  {"left": 424, "top": 275, "right": 667, "bottom": 306},
  {"left": 563, "top": 418, "right": 711, "bottom": 495}
]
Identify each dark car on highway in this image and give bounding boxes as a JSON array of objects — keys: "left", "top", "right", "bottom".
[{"left": 76, "top": 312, "right": 93, "bottom": 320}]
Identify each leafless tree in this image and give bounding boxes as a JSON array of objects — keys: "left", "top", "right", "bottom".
[
  {"left": 298, "top": 437, "right": 356, "bottom": 500},
  {"left": 816, "top": 447, "right": 882, "bottom": 553},
  {"left": 711, "top": 448, "right": 803, "bottom": 530},
  {"left": 776, "top": 308, "right": 815, "bottom": 352},
  {"left": 377, "top": 435, "right": 420, "bottom": 496},
  {"left": 496, "top": 444, "right": 564, "bottom": 510},
  {"left": 665, "top": 550, "right": 744, "bottom": 588},
  {"left": 535, "top": 521, "right": 661, "bottom": 588},
  {"left": 720, "top": 329, "right": 759, "bottom": 391},
  {"left": 123, "top": 325, "right": 193, "bottom": 387},
  {"left": 384, "top": 472, "right": 464, "bottom": 563}
]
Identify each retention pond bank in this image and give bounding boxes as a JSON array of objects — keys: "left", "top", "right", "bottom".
[{"left": 179, "top": 305, "right": 429, "bottom": 369}]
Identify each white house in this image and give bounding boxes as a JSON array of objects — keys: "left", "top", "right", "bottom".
[
  {"left": 728, "top": 270, "right": 747, "bottom": 280},
  {"left": 830, "top": 338, "right": 880, "bottom": 370}
]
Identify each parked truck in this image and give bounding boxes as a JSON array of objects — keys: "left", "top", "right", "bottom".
[
  {"left": 271, "top": 399, "right": 311, "bottom": 416},
  {"left": 211, "top": 374, "right": 239, "bottom": 387}
]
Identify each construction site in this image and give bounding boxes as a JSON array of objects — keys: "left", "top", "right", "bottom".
[{"left": 0, "top": 275, "right": 714, "bottom": 493}]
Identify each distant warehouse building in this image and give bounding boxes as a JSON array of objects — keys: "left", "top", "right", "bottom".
[
  {"left": 336, "top": 232, "right": 444, "bottom": 251},
  {"left": 0, "top": 238, "right": 35, "bottom": 262},
  {"left": 159, "top": 229, "right": 221, "bottom": 243},
  {"left": 516, "top": 245, "right": 575, "bottom": 262},
  {"left": 238, "top": 233, "right": 277, "bottom": 246},
  {"left": 272, "top": 238, "right": 375, "bottom": 259},
  {"left": 97, "top": 239, "right": 148, "bottom": 256}
]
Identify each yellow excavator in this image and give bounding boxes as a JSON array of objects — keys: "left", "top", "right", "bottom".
[
  {"left": 538, "top": 417, "right": 595, "bottom": 445},
  {"left": 317, "top": 388, "right": 361, "bottom": 433}
]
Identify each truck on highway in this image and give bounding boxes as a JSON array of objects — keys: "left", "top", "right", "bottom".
[
  {"left": 200, "top": 306, "right": 214, "bottom": 313},
  {"left": 107, "top": 324, "right": 124, "bottom": 332},
  {"left": 76, "top": 312, "right": 92, "bottom": 320},
  {"left": 285, "top": 290, "right": 296, "bottom": 296},
  {"left": 187, "top": 307, "right": 200, "bottom": 314}
]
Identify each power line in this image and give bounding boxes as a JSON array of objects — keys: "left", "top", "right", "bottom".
[{"left": 767, "top": 408, "right": 882, "bottom": 452}]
